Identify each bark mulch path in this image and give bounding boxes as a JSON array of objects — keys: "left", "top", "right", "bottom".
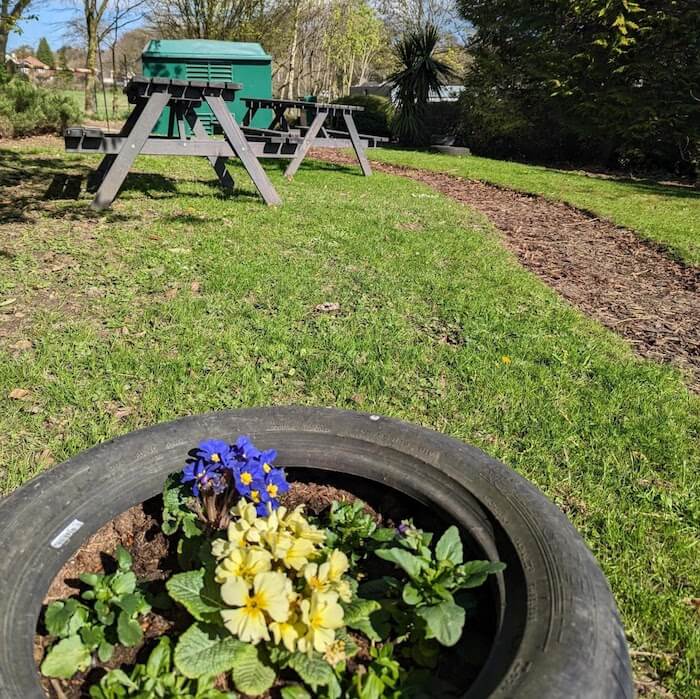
[{"left": 311, "top": 150, "right": 700, "bottom": 390}]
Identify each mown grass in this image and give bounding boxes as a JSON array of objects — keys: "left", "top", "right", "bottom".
[
  {"left": 0, "top": 139, "right": 698, "bottom": 696},
  {"left": 369, "top": 148, "right": 700, "bottom": 267},
  {"left": 57, "top": 88, "right": 130, "bottom": 121}
]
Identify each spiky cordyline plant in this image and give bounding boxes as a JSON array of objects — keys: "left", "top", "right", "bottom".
[{"left": 389, "top": 23, "right": 460, "bottom": 145}]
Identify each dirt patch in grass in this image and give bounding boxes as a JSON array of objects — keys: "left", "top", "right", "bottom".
[{"left": 313, "top": 150, "right": 700, "bottom": 389}]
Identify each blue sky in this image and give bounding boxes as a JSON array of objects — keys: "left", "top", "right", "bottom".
[{"left": 9, "top": 2, "right": 89, "bottom": 52}]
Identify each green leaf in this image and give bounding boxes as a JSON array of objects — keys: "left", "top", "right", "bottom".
[
  {"left": 97, "top": 640, "right": 114, "bottom": 663},
  {"left": 115, "top": 592, "right": 150, "bottom": 617},
  {"left": 231, "top": 643, "right": 275, "bottom": 696},
  {"left": 435, "top": 526, "right": 463, "bottom": 565},
  {"left": 111, "top": 570, "right": 137, "bottom": 596},
  {"left": 117, "top": 611, "right": 143, "bottom": 646},
  {"left": 162, "top": 472, "right": 202, "bottom": 538},
  {"left": 287, "top": 651, "right": 335, "bottom": 690},
  {"left": 416, "top": 601, "right": 465, "bottom": 647},
  {"left": 79, "top": 624, "right": 104, "bottom": 650},
  {"left": 115, "top": 545, "right": 132, "bottom": 571},
  {"left": 45, "top": 599, "right": 89, "bottom": 638},
  {"left": 41, "top": 635, "right": 91, "bottom": 678},
  {"left": 458, "top": 560, "right": 506, "bottom": 589},
  {"left": 375, "top": 548, "right": 424, "bottom": 578},
  {"left": 79, "top": 573, "right": 101, "bottom": 587},
  {"left": 174, "top": 623, "right": 243, "bottom": 678},
  {"left": 281, "top": 686, "right": 312, "bottom": 699},
  {"left": 342, "top": 597, "right": 383, "bottom": 641},
  {"left": 166, "top": 569, "right": 224, "bottom": 622},
  {"left": 402, "top": 582, "right": 422, "bottom": 606},
  {"left": 371, "top": 527, "right": 396, "bottom": 543},
  {"left": 146, "top": 636, "right": 172, "bottom": 678}
]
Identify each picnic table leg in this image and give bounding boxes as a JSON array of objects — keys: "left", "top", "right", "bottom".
[
  {"left": 88, "top": 101, "right": 145, "bottom": 192},
  {"left": 284, "top": 112, "right": 328, "bottom": 179},
  {"left": 184, "top": 109, "right": 234, "bottom": 191},
  {"left": 91, "top": 91, "right": 170, "bottom": 211},
  {"left": 242, "top": 105, "right": 258, "bottom": 127},
  {"left": 343, "top": 113, "right": 372, "bottom": 177},
  {"left": 205, "top": 95, "right": 282, "bottom": 207}
]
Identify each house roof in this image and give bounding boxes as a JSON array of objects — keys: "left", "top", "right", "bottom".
[{"left": 21, "top": 55, "right": 49, "bottom": 69}]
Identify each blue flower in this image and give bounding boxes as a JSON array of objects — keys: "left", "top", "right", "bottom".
[
  {"left": 232, "top": 435, "right": 260, "bottom": 463},
  {"left": 264, "top": 468, "right": 289, "bottom": 501},
  {"left": 234, "top": 459, "right": 265, "bottom": 498},
  {"left": 247, "top": 478, "right": 275, "bottom": 516},
  {"left": 258, "top": 449, "right": 278, "bottom": 475},
  {"left": 182, "top": 459, "right": 220, "bottom": 497},
  {"left": 195, "top": 439, "right": 233, "bottom": 468}
]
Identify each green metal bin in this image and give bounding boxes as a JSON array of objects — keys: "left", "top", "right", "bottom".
[{"left": 141, "top": 39, "right": 273, "bottom": 135}]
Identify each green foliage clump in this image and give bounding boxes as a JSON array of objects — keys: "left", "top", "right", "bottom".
[
  {"left": 372, "top": 525, "right": 504, "bottom": 647},
  {"left": 456, "top": 0, "right": 700, "bottom": 175},
  {"left": 322, "top": 499, "right": 395, "bottom": 567},
  {"left": 0, "top": 77, "right": 81, "bottom": 138},
  {"left": 89, "top": 636, "right": 233, "bottom": 698},
  {"left": 336, "top": 95, "right": 395, "bottom": 137},
  {"left": 41, "top": 546, "right": 151, "bottom": 679}
]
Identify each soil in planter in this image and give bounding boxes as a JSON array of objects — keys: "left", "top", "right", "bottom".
[{"left": 36, "top": 476, "right": 498, "bottom": 699}]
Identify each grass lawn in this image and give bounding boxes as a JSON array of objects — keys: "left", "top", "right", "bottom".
[
  {"left": 57, "top": 87, "right": 130, "bottom": 121},
  {"left": 369, "top": 148, "right": 700, "bottom": 267},
  {"left": 1, "top": 139, "right": 699, "bottom": 696}
]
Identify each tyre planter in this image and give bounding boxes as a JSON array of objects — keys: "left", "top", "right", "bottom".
[{"left": 0, "top": 407, "right": 632, "bottom": 698}]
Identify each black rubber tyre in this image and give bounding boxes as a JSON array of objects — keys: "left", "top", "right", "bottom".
[{"left": 0, "top": 407, "right": 632, "bottom": 698}]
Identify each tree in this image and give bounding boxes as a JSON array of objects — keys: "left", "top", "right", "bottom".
[
  {"left": 456, "top": 0, "right": 700, "bottom": 174},
  {"left": 0, "top": 0, "right": 37, "bottom": 59},
  {"left": 79, "top": 0, "right": 144, "bottom": 113},
  {"left": 148, "top": 0, "right": 267, "bottom": 40},
  {"left": 323, "top": 0, "right": 385, "bottom": 95},
  {"left": 389, "top": 23, "right": 458, "bottom": 144},
  {"left": 35, "top": 36, "right": 53, "bottom": 67},
  {"left": 12, "top": 42, "right": 33, "bottom": 57}
]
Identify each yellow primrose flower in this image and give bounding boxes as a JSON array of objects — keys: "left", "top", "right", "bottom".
[
  {"left": 215, "top": 547, "right": 272, "bottom": 583},
  {"left": 281, "top": 535, "right": 319, "bottom": 571},
  {"left": 285, "top": 507, "right": 326, "bottom": 544},
  {"left": 226, "top": 501, "right": 278, "bottom": 547},
  {"left": 303, "top": 550, "right": 349, "bottom": 593},
  {"left": 323, "top": 639, "right": 347, "bottom": 666},
  {"left": 298, "top": 591, "right": 344, "bottom": 653},
  {"left": 220, "top": 572, "right": 290, "bottom": 645},
  {"left": 336, "top": 579, "right": 353, "bottom": 603},
  {"left": 211, "top": 538, "right": 235, "bottom": 560},
  {"left": 270, "top": 614, "right": 306, "bottom": 652}
]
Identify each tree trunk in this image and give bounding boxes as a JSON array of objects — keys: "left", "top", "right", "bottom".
[
  {"left": 285, "top": 2, "right": 300, "bottom": 100},
  {"left": 0, "top": 30, "right": 8, "bottom": 61},
  {"left": 84, "top": 16, "right": 98, "bottom": 114}
]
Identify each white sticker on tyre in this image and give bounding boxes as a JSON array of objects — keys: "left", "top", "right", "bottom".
[{"left": 50, "top": 519, "right": 84, "bottom": 549}]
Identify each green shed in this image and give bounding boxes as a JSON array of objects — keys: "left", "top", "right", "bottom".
[{"left": 141, "top": 39, "right": 273, "bottom": 135}]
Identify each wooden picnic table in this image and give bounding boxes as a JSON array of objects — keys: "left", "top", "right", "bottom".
[
  {"left": 65, "top": 76, "right": 282, "bottom": 210},
  {"left": 241, "top": 97, "right": 386, "bottom": 178}
]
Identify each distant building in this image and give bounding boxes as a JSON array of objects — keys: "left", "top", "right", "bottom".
[
  {"left": 350, "top": 81, "right": 464, "bottom": 103},
  {"left": 5, "top": 53, "right": 51, "bottom": 76}
]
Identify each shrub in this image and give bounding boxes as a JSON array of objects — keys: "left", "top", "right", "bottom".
[
  {"left": 335, "top": 94, "right": 395, "bottom": 137},
  {"left": 0, "top": 77, "right": 82, "bottom": 138}
]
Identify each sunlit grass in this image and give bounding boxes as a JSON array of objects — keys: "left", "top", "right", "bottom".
[{"left": 0, "top": 139, "right": 698, "bottom": 695}]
